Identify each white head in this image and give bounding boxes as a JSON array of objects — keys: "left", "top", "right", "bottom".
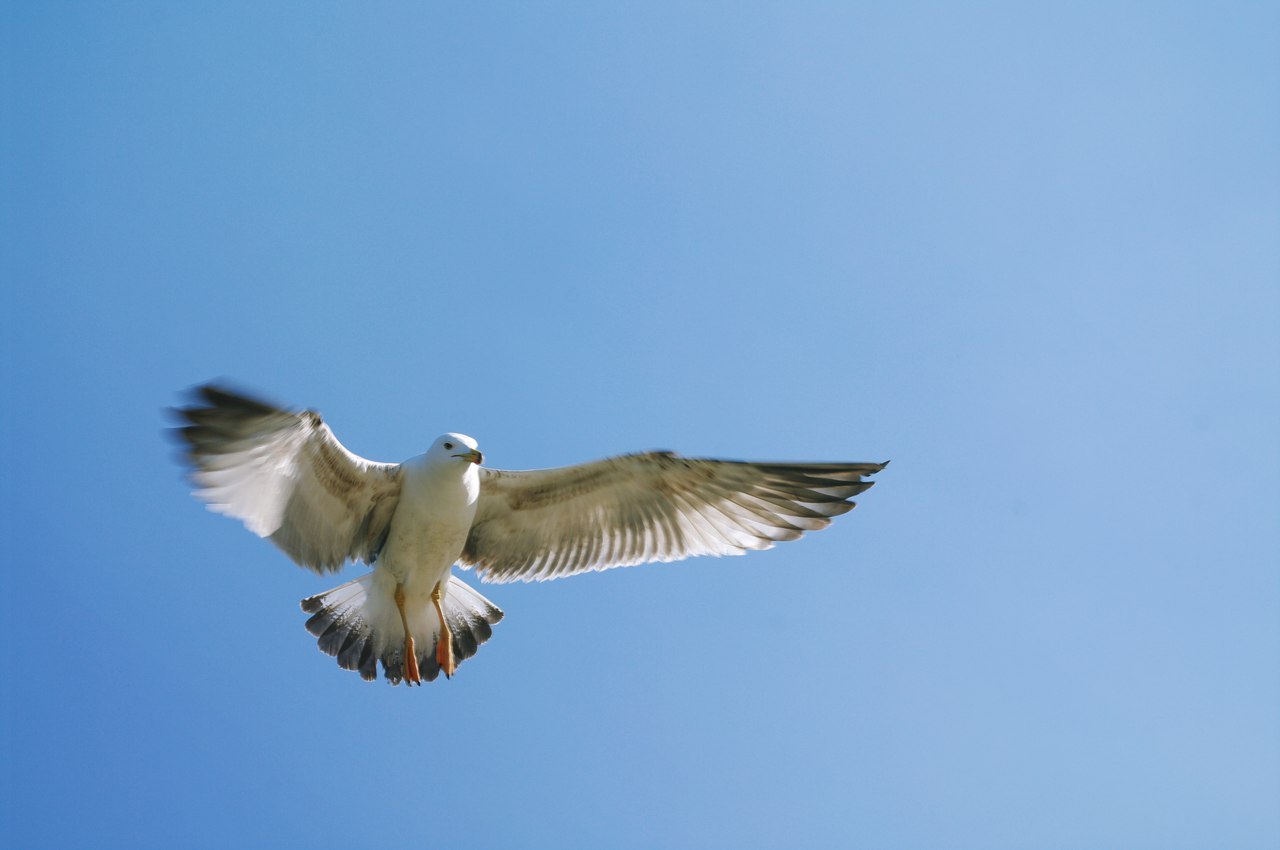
[{"left": 425, "top": 432, "right": 483, "bottom": 467}]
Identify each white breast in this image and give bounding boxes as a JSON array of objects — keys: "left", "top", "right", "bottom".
[{"left": 377, "top": 457, "right": 480, "bottom": 596}]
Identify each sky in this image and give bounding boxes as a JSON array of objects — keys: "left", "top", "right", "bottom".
[{"left": 2, "top": 2, "right": 1277, "bottom": 848}]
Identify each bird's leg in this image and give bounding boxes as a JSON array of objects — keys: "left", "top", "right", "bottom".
[
  {"left": 394, "top": 583, "right": 421, "bottom": 685},
  {"left": 431, "top": 582, "right": 456, "bottom": 678}
]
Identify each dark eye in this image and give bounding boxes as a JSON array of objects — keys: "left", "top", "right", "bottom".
[{"left": 444, "top": 442, "right": 454, "bottom": 450}]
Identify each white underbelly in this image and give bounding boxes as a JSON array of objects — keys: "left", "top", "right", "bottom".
[
  {"left": 378, "top": 515, "right": 468, "bottom": 589},
  {"left": 358, "top": 511, "right": 470, "bottom": 647}
]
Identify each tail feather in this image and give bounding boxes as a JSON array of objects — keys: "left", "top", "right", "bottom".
[
  {"left": 300, "top": 573, "right": 503, "bottom": 685},
  {"left": 445, "top": 578, "right": 503, "bottom": 663},
  {"left": 302, "top": 576, "right": 381, "bottom": 681}
]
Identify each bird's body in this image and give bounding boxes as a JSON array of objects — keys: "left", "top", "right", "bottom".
[
  {"left": 351, "top": 440, "right": 482, "bottom": 679},
  {"left": 174, "top": 384, "right": 887, "bottom": 685},
  {"left": 380, "top": 443, "right": 479, "bottom": 591}
]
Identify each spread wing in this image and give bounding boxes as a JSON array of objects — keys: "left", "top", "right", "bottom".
[
  {"left": 461, "top": 451, "right": 887, "bottom": 583},
  {"left": 174, "top": 384, "right": 403, "bottom": 574}
]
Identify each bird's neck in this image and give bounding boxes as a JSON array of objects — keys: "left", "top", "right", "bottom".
[{"left": 406, "top": 456, "right": 480, "bottom": 503}]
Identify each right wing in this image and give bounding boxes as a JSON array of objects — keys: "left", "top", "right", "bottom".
[{"left": 174, "top": 384, "right": 402, "bottom": 574}]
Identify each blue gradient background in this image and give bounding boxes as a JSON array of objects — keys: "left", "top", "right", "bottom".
[{"left": 3, "top": 3, "right": 1277, "bottom": 848}]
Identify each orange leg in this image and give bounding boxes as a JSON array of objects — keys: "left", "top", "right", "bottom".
[
  {"left": 431, "top": 582, "right": 456, "bottom": 678},
  {"left": 394, "top": 583, "right": 421, "bottom": 685}
]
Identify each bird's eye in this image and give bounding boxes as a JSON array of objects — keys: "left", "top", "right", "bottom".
[{"left": 444, "top": 442, "right": 454, "bottom": 450}]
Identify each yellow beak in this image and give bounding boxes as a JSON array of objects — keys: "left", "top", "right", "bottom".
[{"left": 452, "top": 449, "right": 484, "bottom": 465}]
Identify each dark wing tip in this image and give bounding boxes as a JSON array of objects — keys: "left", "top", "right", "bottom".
[
  {"left": 196, "top": 382, "right": 288, "bottom": 417},
  {"left": 167, "top": 379, "right": 286, "bottom": 439},
  {"left": 172, "top": 379, "right": 292, "bottom": 417}
]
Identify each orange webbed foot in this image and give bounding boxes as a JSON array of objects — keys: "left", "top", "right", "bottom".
[
  {"left": 431, "top": 582, "right": 457, "bottom": 679},
  {"left": 404, "top": 633, "right": 421, "bottom": 685},
  {"left": 437, "top": 634, "right": 456, "bottom": 679}
]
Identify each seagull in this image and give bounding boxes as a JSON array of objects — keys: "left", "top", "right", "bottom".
[{"left": 174, "top": 383, "right": 887, "bottom": 685}]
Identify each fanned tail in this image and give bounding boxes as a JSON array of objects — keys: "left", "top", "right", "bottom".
[{"left": 300, "top": 574, "right": 503, "bottom": 685}]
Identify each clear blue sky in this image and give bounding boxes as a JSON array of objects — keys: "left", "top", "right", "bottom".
[{"left": 3, "top": 3, "right": 1277, "bottom": 848}]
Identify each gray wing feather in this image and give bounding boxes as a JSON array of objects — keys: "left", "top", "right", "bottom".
[
  {"left": 175, "top": 384, "right": 402, "bottom": 574},
  {"left": 461, "top": 451, "right": 886, "bottom": 583}
]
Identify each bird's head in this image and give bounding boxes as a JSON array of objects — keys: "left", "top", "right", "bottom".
[{"left": 429, "top": 433, "right": 483, "bottom": 466}]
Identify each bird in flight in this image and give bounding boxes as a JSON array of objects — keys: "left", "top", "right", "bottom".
[{"left": 174, "top": 383, "right": 887, "bottom": 685}]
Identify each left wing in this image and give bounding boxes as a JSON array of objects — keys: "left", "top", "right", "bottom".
[
  {"left": 460, "top": 451, "right": 886, "bottom": 583},
  {"left": 174, "top": 384, "right": 403, "bottom": 574}
]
